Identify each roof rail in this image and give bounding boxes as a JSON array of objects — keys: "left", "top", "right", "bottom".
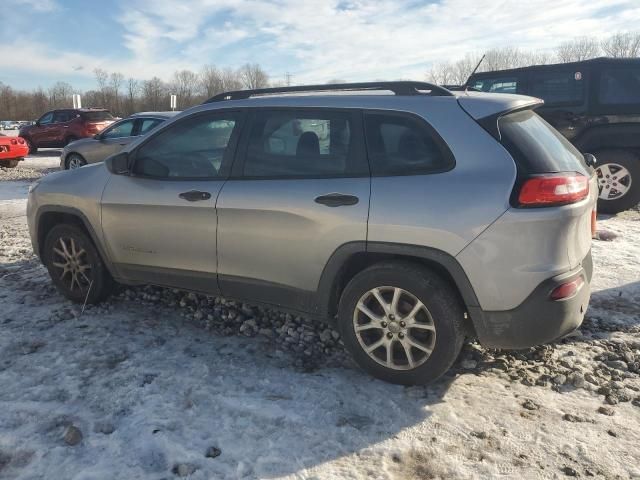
[{"left": 204, "top": 81, "right": 453, "bottom": 103}]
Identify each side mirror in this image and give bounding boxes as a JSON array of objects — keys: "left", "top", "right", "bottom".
[
  {"left": 584, "top": 153, "right": 597, "bottom": 168},
  {"left": 35, "top": 121, "right": 41, "bottom": 127},
  {"left": 94, "top": 133, "right": 102, "bottom": 140},
  {"left": 106, "top": 152, "right": 130, "bottom": 175}
]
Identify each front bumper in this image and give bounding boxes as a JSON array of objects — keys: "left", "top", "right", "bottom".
[{"left": 469, "top": 251, "right": 592, "bottom": 350}]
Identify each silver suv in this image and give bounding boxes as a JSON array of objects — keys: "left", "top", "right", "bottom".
[{"left": 26, "top": 82, "right": 597, "bottom": 385}]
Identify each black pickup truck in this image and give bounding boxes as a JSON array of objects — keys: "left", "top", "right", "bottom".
[{"left": 468, "top": 57, "right": 640, "bottom": 214}]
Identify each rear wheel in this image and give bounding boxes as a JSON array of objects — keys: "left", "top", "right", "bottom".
[
  {"left": 338, "top": 262, "right": 465, "bottom": 385},
  {"left": 0, "top": 159, "right": 20, "bottom": 168},
  {"left": 595, "top": 150, "right": 640, "bottom": 214},
  {"left": 66, "top": 153, "right": 87, "bottom": 170},
  {"left": 43, "top": 224, "right": 113, "bottom": 304}
]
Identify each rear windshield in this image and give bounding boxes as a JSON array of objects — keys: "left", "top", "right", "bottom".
[
  {"left": 498, "top": 110, "right": 589, "bottom": 175},
  {"left": 81, "top": 111, "right": 114, "bottom": 121}
]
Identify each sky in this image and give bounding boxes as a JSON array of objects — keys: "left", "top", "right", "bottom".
[{"left": 1, "top": 0, "right": 639, "bottom": 92}]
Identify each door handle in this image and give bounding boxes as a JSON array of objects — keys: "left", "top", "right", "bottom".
[
  {"left": 314, "top": 193, "right": 359, "bottom": 207},
  {"left": 179, "top": 190, "right": 212, "bottom": 202}
]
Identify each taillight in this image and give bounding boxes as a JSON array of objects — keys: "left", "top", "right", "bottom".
[
  {"left": 10, "top": 138, "right": 17, "bottom": 145},
  {"left": 17, "top": 138, "right": 24, "bottom": 144},
  {"left": 518, "top": 174, "right": 589, "bottom": 207},
  {"left": 591, "top": 209, "right": 597, "bottom": 238},
  {"left": 550, "top": 276, "right": 584, "bottom": 300}
]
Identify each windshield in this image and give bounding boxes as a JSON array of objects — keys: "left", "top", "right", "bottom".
[
  {"left": 498, "top": 110, "right": 589, "bottom": 175},
  {"left": 81, "top": 111, "right": 114, "bottom": 121}
]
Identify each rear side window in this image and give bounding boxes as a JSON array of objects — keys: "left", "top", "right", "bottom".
[
  {"left": 364, "top": 113, "right": 453, "bottom": 176},
  {"left": 529, "top": 71, "right": 584, "bottom": 104},
  {"left": 243, "top": 110, "right": 362, "bottom": 178},
  {"left": 471, "top": 76, "right": 519, "bottom": 94},
  {"left": 599, "top": 68, "right": 640, "bottom": 104},
  {"left": 499, "top": 110, "right": 588, "bottom": 175},
  {"left": 82, "top": 111, "right": 114, "bottom": 121}
]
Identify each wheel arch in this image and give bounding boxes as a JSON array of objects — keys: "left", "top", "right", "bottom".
[
  {"left": 36, "top": 206, "right": 116, "bottom": 278},
  {"left": 315, "top": 242, "right": 480, "bottom": 333}
]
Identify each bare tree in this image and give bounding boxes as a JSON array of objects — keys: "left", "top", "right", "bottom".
[
  {"left": 94, "top": 68, "right": 109, "bottom": 107},
  {"left": 126, "top": 78, "right": 139, "bottom": 115},
  {"left": 171, "top": 69, "right": 200, "bottom": 108},
  {"left": 48, "top": 82, "right": 74, "bottom": 109},
  {"left": 556, "top": 37, "right": 601, "bottom": 62},
  {"left": 220, "top": 68, "right": 243, "bottom": 91},
  {"left": 141, "top": 77, "right": 166, "bottom": 111},
  {"left": 239, "top": 63, "right": 269, "bottom": 89},
  {"left": 602, "top": 31, "right": 640, "bottom": 58},
  {"left": 110, "top": 72, "right": 124, "bottom": 115},
  {"left": 200, "top": 65, "right": 224, "bottom": 98}
]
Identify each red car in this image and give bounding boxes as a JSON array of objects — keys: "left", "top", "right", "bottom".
[
  {"left": 0, "top": 134, "right": 29, "bottom": 168},
  {"left": 19, "top": 108, "right": 115, "bottom": 153}
]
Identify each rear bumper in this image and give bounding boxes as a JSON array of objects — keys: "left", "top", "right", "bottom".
[{"left": 469, "top": 250, "right": 592, "bottom": 349}]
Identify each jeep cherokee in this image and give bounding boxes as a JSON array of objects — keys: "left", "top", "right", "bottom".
[{"left": 27, "top": 82, "right": 597, "bottom": 385}]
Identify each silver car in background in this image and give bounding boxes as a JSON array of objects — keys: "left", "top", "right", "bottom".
[{"left": 61, "top": 111, "right": 179, "bottom": 169}]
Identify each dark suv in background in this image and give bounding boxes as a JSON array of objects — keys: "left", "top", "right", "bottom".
[
  {"left": 19, "top": 108, "right": 115, "bottom": 154},
  {"left": 468, "top": 57, "right": 640, "bottom": 213}
]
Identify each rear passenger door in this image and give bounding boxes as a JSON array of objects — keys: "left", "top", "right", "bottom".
[{"left": 216, "top": 108, "right": 370, "bottom": 312}]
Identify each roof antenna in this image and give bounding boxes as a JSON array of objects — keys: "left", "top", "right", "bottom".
[{"left": 464, "top": 54, "right": 486, "bottom": 91}]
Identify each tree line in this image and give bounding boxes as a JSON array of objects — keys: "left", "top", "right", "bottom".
[
  {"left": 426, "top": 31, "right": 640, "bottom": 85},
  {"left": 1, "top": 31, "right": 639, "bottom": 121},
  {"left": 0, "top": 63, "right": 271, "bottom": 120}
]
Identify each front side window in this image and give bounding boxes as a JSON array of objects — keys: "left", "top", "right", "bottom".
[
  {"left": 102, "top": 120, "right": 135, "bottom": 139},
  {"left": 243, "top": 110, "right": 358, "bottom": 177},
  {"left": 471, "top": 77, "right": 519, "bottom": 94},
  {"left": 39, "top": 112, "right": 54, "bottom": 125},
  {"left": 133, "top": 113, "right": 238, "bottom": 179},
  {"left": 364, "top": 113, "right": 453, "bottom": 176},
  {"left": 599, "top": 67, "right": 640, "bottom": 105},
  {"left": 530, "top": 71, "right": 583, "bottom": 104}
]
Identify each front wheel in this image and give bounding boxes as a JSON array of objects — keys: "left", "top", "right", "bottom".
[
  {"left": 338, "top": 262, "right": 465, "bottom": 385},
  {"left": 595, "top": 150, "right": 640, "bottom": 214},
  {"left": 66, "top": 153, "right": 87, "bottom": 170},
  {"left": 25, "top": 138, "right": 37, "bottom": 154},
  {"left": 43, "top": 224, "right": 113, "bottom": 304}
]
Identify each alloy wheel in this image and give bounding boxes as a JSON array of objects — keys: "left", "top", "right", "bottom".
[
  {"left": 597, "top": 163, "right": 632, "bottom": 201},
  {"left": 67, "top": 155, "right": 85, "bottom": 169},
  {"left": 51, "top": 236, "right": 92, "bottom": 292},
  {"left": 352, "top": 286, "right": 436, "bottom": 370}
]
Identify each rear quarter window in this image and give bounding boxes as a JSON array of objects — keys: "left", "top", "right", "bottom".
[
  {"left": 529, "top": 71, "right": 584, "bottom": 105},
  {"left": 364, "top": 113, "right": 454, "bottom": 176},
  {"left": 498, "top": 110, "right": 589, "bottom": 175}
]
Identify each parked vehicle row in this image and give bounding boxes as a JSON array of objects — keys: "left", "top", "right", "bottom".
[
  {"left": 27, "top": 82, "right": 596, "bottom": 385},
  {"left": 61, "top": 111, "right": 178, "bottom": 169},
  {"left": 468, "top": 57, "right": 640, "bottom": 214}
]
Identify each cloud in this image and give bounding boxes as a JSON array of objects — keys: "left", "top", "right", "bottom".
[
  {"left": 8, "top": 0, "right": 58, "bottom": 12},
  {"left": 2, "top": 0, "right": 640, "bottom": 88}
]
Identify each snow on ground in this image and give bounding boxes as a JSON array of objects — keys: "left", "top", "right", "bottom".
[{"left": 0, "top": 153, "right": 639, "bottom": 479}]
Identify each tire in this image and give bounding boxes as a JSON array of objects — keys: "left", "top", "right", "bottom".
[
  {"left": 25, "top": 138, "right": 37, "bottom": 154},
  {"left": 43, "top": 224, "right": 113, "bottom": 304},
  {"left": 66, "top": 153, "right": 87, "bottom": 170},
  {"left": 337, "top": 262, "right": 465, "bottom": 385},
  {"left": 595, "top": 150, "right": 640, "bottom": 214},
  {"left": 0, "top": 159, "right": 20, "bottom": 168}
]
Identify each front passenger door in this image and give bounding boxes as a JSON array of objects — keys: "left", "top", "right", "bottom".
[{"left": 100, "top": 111, "right": 244, "bottom": 293}]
